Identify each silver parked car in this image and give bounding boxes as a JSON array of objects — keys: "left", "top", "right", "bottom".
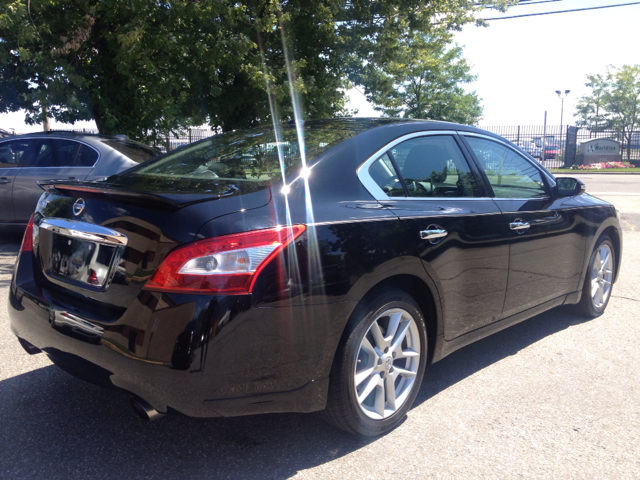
[{"left": 0, "top": 132, "right": 160, "bottom": 229}]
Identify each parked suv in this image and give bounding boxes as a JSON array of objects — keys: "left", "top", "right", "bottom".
[{"left": 0, "top": 132, "right": 160, "bottom": 229}]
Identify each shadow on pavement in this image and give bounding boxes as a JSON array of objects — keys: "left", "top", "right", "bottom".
[
  {"left": 0, "top": 236, "right": 20, "bottom": 288},
  {"left": 0, "top": 306, "right": 591, "bottom": 479}
]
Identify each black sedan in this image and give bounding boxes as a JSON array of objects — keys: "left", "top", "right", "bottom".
[
  {"left": 0, "top": 132, "right": 160, "bottom": 230},
  {"left": 8, "top": 119, "right": 621, "bottom": 436}
]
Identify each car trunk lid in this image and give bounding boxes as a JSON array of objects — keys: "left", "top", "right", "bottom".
[{"left": 32, "top": 180, "right": 271, "bottom": 311}]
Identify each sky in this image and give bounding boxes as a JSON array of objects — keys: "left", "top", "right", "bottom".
[
  {"left": 2, "top": 0, "right": 639, "bottom": 133},
  {"left": 349, "top": 0, "right": 640, "bottom": 126}
]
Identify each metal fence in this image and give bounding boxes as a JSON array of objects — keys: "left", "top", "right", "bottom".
[
  {"left": 481, "top": 125, "right": 640, "bottom": 168},
  {"left": 20, "top": 124, "right": 640, "bottom": 167},
  {"left": 45, "top": 127, "right": 218, "bottom": 152}
]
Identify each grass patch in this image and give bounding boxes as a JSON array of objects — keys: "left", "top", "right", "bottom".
[{"left": 549, "top": 168, "right": 640, "bottom": 173}]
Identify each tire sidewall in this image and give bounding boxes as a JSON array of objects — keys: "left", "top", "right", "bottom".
[
  {"left": 340, "top": 290, "right": 428, "bottom": 435},
  {"left": 584, "top": 237, "right": 615, "bottom": 317}
]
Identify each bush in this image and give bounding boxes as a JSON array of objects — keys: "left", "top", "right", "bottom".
[{"left": 577, "top": 161, "right": 634, "bottom": 170}]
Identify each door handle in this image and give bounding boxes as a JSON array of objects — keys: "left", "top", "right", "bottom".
[
  {"left": 509, "top": 219, "right": 530, "bottom": 232},
  {"left": 420, "top": 227, "right": 448, "bottom": 241},
  {"left": 0, "top": 177, "right": 11, "bottom": 185}
]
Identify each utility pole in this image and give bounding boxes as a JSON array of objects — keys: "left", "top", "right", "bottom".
[
  {"left": 556, "top": 89, "right": 570, "bottom": 145},
  {"left": 542, "top": 111, "right": 547, "bottom": 165}
]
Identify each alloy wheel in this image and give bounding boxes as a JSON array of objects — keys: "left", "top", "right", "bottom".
[
  {"left": 353, "top": 308, "right": 421, "bottom": 420},
  {"left": 591, "top": 243, "right": 613, "bottom": 309}
]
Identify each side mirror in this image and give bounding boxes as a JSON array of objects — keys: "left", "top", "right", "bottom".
[{"left": 556, "top": 177, "right": 586, "bottom": 197}]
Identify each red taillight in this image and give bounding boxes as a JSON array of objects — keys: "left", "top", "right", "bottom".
[
  {"left": 88, "top": 269, "right": 99, "bottom": 285},
  {"left": 144, "top": 225, "right": 306, "bottom": 295},
  {"left": 20, "top": 214, "right": 35, "bottom": 253}
]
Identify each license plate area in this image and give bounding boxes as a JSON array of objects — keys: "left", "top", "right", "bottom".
[
  {"left": 36, "top": 217, "right": 128, "bottom": 292},
  {"left": 50, "top": 234, "right": 117, "bottom": 288}
]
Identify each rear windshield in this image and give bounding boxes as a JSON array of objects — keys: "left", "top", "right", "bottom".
[
  {"left": 102, "top": 139, "right": 160, "bottom": 163},
  {"left": 108, "top": 119, "right": 391, "bottom": 196}
]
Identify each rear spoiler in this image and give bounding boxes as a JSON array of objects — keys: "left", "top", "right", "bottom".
[{"left": 38, "top": 180, "right": 219, "bottom": 211}]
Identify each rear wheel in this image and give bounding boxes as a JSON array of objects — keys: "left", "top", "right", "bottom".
[
  {"left": 323, "top": 289, "right": 428, "bottom": 436},
  {"left": 576, "top": 236, "right": 615, "bottom": 317}
]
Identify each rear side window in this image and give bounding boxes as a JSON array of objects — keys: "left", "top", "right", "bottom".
[
  {"left": 369, "top": 135, "right": 478, "bottom": 198},
  {"left": 31, "top": 139, "right": 80, "bottom": 167},
  {"left": 369, "top": 153, "right": 405, "bottom": 197},
  {"left": 77, "top": 145, "right": 99, "bottom": 167},
  {"left": 0, "top": 139, "right": 32, "bottom": 167},
  {"left": 465, "top": 136, "right": 548, "bottom": 199}
]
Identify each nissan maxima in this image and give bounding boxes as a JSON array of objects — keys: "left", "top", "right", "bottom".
[{"left": 9, "top": 119, "right": 621, "bottom": 435}]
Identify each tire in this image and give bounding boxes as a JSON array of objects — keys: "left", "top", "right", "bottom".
[
  {"left": 323, "top": 288, "right": 428, "bottom": 436},
  {"left": 576, "top": 236, "right": 616, "bottom": 318}
]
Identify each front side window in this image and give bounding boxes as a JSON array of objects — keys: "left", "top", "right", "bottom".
[
  {"left": 369, "top": 135, "right": 478, "bottom": 198},
  {"left": 465, "top": 136, "right": 548, "bottom": 199},
  {"left": 0, "top": 139, "right": 33, "bottom": 167}
]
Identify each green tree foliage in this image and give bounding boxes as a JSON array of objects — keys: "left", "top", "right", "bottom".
[
  {"left": 576, "top": 65, "right": 640, "bottom": 160},
  {"left": 1, "top": 0, "right": 513, "bottom": 141},
  {"left": 362, "top": 35, "right": 483, "bottom": 124}
]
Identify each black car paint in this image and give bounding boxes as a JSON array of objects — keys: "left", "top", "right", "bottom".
[{"left": 8, "top": 120, "right": 622, "bottom": 418}]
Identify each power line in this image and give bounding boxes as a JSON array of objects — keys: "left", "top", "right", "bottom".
[
  {"left": 510, "top": 0, "right": 565, "bottom": 6},
  {"left": 485, "top": 1, "right": 640, "bottom": 20},
  {"left": 488, "top": 1, "right": 564, "bottom": 10}
]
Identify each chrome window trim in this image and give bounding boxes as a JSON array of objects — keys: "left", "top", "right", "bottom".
[
  {"left": 356, "top": 130, "right": 459, "bottom": 201},
  {"left": 22, "top": 136, "right": 101, "bottom": 169},
  {"left": 459, "top": 132, "right": 557, "bottom": 188}
]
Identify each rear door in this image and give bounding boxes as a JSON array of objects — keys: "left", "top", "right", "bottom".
[
  {"left": 462, "top": 134, "right": 585, "bottom": 318},
  {"left": 361, "top": 132, "right": 510, "bottom": 340},
  {"left": 12, "top": 138, "right": 98, "bottom": 223},
  {"left": 0, "top": 138, "right": 33, "bottom": 224}
]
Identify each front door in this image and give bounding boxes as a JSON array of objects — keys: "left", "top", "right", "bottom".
[{"left": 462, "top": 134, "right": 585, "bottom": 318}]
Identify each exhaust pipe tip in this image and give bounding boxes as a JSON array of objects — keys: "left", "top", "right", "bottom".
[
  {"left": 130, "top": 396, "right": 165, "bottom": 421},
  {"left": 18, "top": 337, "right": 42, "bottom": 355}
]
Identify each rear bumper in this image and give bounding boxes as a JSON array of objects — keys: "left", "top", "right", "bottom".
[{"left": 9, "top": 252, "right": 336, "bottom": 417}]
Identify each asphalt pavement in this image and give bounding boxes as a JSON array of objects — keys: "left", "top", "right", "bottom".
[{"left": 1, "top": 175, "right": 639, "bottom": 479}]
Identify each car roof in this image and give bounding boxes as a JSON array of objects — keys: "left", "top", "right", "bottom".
[{"left": 0, "top": 131, "right": 160, "bottom": 153}]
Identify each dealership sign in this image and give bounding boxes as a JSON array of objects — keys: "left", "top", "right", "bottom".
[{"left": 581, "top": 138, "right": 620, "bottom": 156}]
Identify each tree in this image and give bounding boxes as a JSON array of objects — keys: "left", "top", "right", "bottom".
[
  {"left": 575, "top": 65, "right": 640, "bottom": 160},
  {"left": 362, "top": 35, "right": 483, "bottom": 124},
  {"left": 1, "top": 1, "right": 513, "bottom": 141}
]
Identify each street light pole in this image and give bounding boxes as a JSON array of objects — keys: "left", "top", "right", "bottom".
[{"left": 555, "top": 89, "right": 570, "bottom": 143}]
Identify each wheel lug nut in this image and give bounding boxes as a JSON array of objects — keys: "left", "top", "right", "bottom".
[
  {"left": 384, "top": 347, "right": 389, "bottom": 354},
  {"left": 377, "top": 358, "right": 382, "bottom": 365},
  {"left": 380, "top": 372, "right": 385, "bottom": 378},
  {"left": 389, "top": 367, "right": 394, "bottom": 373},
  {"left": 392, "top": 352, "right": 396, "bottom": 358}
]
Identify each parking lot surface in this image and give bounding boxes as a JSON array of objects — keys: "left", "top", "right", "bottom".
[{"left": 1, "top": 175, "right": 639, "bottom": 479}]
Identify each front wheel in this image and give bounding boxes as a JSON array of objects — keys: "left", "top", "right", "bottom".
[
  {"left": 323, "top": 289, "right": 428, "bottom": 436},
  {"left": 576, "top": 236, "right": 616, "bottom": 317}
]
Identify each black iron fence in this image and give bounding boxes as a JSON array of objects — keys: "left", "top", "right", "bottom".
[
  {"left": 30, "top": 124, "right": 640, "bottom": 167},
  {"left": 46, "top": 127, "right": 218, "bottom": 152},
  {"left": 481, "top": 125, "right": 640, "bottom": 168}
]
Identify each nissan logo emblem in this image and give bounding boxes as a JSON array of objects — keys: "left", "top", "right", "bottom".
[{"left": 72, "top": 198, "right": 85, "bottom": 216}]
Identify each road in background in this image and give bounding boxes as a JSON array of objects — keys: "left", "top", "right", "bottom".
[{"left": 1, "top": 175, "right": 639, "bottom": 479}]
